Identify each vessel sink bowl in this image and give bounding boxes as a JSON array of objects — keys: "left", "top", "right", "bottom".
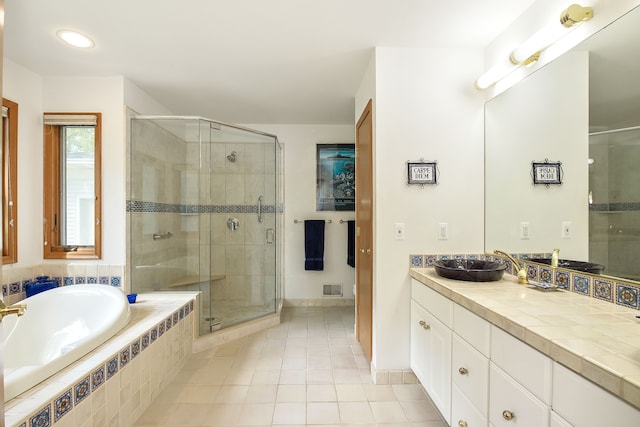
[
  {"left": 434, "top": 259, "right": 507, "bottom": 282},
  {"left": 527, "top": 258, "right": 605, "bottom": 275}
]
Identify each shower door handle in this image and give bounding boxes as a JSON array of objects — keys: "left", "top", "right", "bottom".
[
  {"left": 266, "top": 228, "right": 274, "bottom": 245},
  {"left": 257, "top": 196, "right": 264, "bottom": 223}
]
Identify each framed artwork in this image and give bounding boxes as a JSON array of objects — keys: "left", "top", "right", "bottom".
[
  {"left": 532, "top": 160, "right": 563, "bottom": 185},
  {"left": 316, "top": 144, "right": 355, "bottom": 211},
  {"left": 407, "top": 161, "right": 437, "bottom": 185}
]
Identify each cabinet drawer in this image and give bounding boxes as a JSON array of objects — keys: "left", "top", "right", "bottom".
[
  {"left": 552, "top": 362, "right": 640, "bottom": 427},
  {"left": 453, "top": 304, "right": 490, "bottom": 356},
  {"left": 452, "top": 384, "right": 488, "bottom": 427},
  {"left": 490, "top": 326, "right": 552, "bottom": 404},
  {"left": 489, "top": 363, "right": 549, "bottom": 427},
  {"left": 411, "top": 279, "right": 453, "bottom": 328},
  {"left": 452, "top": 334, "right": 489, "bottom": 414},
  {"left": 549, "top": 411, "right": 572, "bottom": 427}
]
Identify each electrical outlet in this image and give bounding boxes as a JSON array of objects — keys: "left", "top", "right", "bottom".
[
  {"left": 562, "top": 221, "right": 572, "bottom": 238},
  {"left": 520, "top": 222, "right": 530, "bottom": 239},
  {"left": 438, "top": 223, "right": 449, "bottom": 240},
  {"left": 394, "top": 223, "right": 405, "bottom": 240}
]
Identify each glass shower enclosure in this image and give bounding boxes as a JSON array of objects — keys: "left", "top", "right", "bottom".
[{"left": 127, "top": 116, "right": 282, "bottom": 335}]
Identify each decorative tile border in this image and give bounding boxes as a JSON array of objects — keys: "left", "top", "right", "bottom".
[
  {"left": 10, "top": 299, "right": 195, "bottom": 427},
  {"left": 2, "top": 274, "right": 123, "bottom": 298},
  {"left": 126, "top": 199, "right": 276, "bottom": 214},
  {"left": 411, "top": 252, "right": 640, "bottom": 312}
]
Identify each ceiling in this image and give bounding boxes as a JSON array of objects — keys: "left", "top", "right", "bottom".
[{"left": 4, "top": 0, "right": 536, "bottom": 125}]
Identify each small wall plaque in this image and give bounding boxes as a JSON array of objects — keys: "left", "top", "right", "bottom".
[
  {"left": 408, "top": 161, "right": 437, "bottom": 185},
  {"left": 532, "top": 160, "right": 563, "bottom": 185}
]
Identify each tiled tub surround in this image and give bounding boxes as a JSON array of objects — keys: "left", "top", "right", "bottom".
[
  {"left": 410, "top": 252, "right": 640, "bottom": 312},
  {"left": 409, "top": 267, "right": 640, "bottom": 410},
  {"left": 1, "top": 263, "right": 125, "bottom": 305},
  {"left": 4, "top": 292, "right": 198, "bottom": 427}
]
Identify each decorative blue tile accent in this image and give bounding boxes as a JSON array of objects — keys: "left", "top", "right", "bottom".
[
  {"left": 173, "top": 312, "right": 179, "bottom": 325},
  {"left": 29, "top": 405, "right": 51, "bottom": 427},
  {"left": 410, "top": 255, "right": 423, "bottom": 267},
  {"left": 425, "top": 255, "right": 437, "bottom": 266},
  {"left": 166, "top": 316, "right": 173, "bottom": 330},
  {"left": 539, "top": 267, "right": 553, "bottom": 284},
  {"left": 54, "top": 389, "right": 73, "bottom": 421},
  {"left": 63, "top": 277, "right": 74, "bottom": 286},
  {"left": 555, "top": 271, "right": 570, "bottom": 290},
  {"left": 150, "top": 327, "right": 158, "bottom": 343},
  {"left": 141, "top": 333, "right": 150, "bottom": 351},
  {"left": 190, "top": 300, "right": 194, "bottom": 311},
  {"left": 91, "top": 365, "right": 105, "bottom": 390},
  {"left": 87, "top": 276, "right": 98, "bottom": 284},
  {"left": 106, "top": 356, "right": 118, "bottom": 379},
  {"left": 9, "top": 282, "right": 20, "bottom": 294},
  {"left": 131, "top": 339, "right": 141, "bottom": 359},
  {"left": 158, "top": 321, "right": 166, "bottom": 336},
  {"left": 99, "top": 276, "right": 109, "bottom": 285},
  {"left": 75, "top": 276, "right": 86, "bottom": 285},
  {"left": 120, "top": 347, "right": 130, "bottom": 368},
  {"left": 466, "top": 254, "right": 479, "bottom": 260},
  {"left": 74, "top": 376, "right": 91, "bottom": 405},
  {"left": 616, "top": 283, "right": 639, "bottom": 309},
  {"left": 111, "top": 276, "right": 121, "bottom": 287},
  {"left": 2, "top": 284, "right": 7, "bottom": 296},
  {"left": 180, "top": 307, "right": 185, "bottom": 320},
  {"left": 573, "top": 274, "right": 590, "bottom": 296},
  {"left": 594, "top": 278, "right": 613, "bottom": 302},
  {"left": 437, "top": 254, "right": 451, "bottom": 260},
  {"left": 184, "top": 303, "right": 191, "bottom": 316},
  {"left": 526, "top": 264, "right": 539, "bottom": 282},
  {"left": 22, "top": 280, "right": 30, "bottom": 291}
]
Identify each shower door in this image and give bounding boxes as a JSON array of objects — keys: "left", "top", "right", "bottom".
[{"left": 208, "top": 125, "right": 279, "bottom": 329}]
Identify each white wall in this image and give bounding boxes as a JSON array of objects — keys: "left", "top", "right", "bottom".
[
  {"left": 371, "top": 47, "right": 485, "bottom": 371},
  {"left": 252, "top": 124, "right": 357, "bottom": 304},
  {"left": 2, "top": 59, "right": 44, "bottom": 268}
]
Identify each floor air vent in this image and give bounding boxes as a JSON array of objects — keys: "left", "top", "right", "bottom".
[{"left": 323, "top": 284, "right": 343, "bottom": 297}]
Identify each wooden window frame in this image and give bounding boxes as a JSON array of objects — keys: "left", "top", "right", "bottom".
[
  {"left": 43, "top": 112, "right": 102, "bottom": 259},
  {"left": 2, "top": 98, "right": 18, "bottom": 264}
]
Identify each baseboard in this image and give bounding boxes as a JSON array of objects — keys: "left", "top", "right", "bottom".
[{"left": 283, "top": 298, "right": 355, "bottom": 307}]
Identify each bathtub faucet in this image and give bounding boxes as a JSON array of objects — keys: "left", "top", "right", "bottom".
[{"left": 0, "top": 300, "right": 27, "bottom": 319}]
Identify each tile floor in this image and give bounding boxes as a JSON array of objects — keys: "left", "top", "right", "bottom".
[{"left": 134, "top": 306, "right": 446, "bottom": 427}]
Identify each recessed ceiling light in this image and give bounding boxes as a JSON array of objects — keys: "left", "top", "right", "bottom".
[{"left": 56, "top": 30, "right": 95, "bottom": 48}]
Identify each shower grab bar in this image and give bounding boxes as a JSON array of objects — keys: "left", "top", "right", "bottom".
[
  {"left": 153, "top": 231, "right": 173, "bottom": 240},
  {"left": 257, "top": 196, "right": 264, "bottom": 223}
]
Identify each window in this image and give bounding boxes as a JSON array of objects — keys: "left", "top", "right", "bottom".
[
  {"left": 43, "top": 113, "right": 102, "bottom": 259},
  {"left": 2, "top": 98, "right": 18, "bottom": 264}
]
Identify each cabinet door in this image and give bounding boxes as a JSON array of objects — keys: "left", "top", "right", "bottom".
[
  {"left": 489, "top": 363, "right": 549, "bottom": 427},
  {"left": 424, "top": 310, "right": 452, "bottom": 425},
  {"left": 452, "top": 334, "right": 489, "bottom": 416},
  {"left": 549, "top": 411, "right": 572, "bottom": 427},
  {"left": 410, "top": 300, "right": 429, "bottom": 383},
  {"left": 552, "top": 362, "right": 640, "bottom": 427}
]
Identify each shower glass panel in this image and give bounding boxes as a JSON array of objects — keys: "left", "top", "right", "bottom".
[
  {"left": 128, "top": 116, "right": 281, "bottom": 336},
  {"left": 589, "top": 127, "right": 640, "bottom": 281}
]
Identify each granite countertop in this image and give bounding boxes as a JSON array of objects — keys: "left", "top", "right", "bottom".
[{"left": 409, "top": 268, "right": 640, "bottom": 410}]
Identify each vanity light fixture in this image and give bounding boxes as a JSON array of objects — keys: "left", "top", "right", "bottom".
[
  {"left": 56, "top": 30, "right": 95, "bottom": 48},
  {"left": 475, "top": 3, "right": 593, "bottom": 90}
]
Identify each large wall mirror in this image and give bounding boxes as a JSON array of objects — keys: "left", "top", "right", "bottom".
[{"left": 485, "top": 5, "right": 640, "bottom": 283}]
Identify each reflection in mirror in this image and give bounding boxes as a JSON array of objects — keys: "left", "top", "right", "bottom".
[
  {"left": 485, "top": 6, "right": 640, "bottom": 283},
  {"left": 43, "top": 113, "right": 102, "bottom": 259},
  {"left": 2, "top": 98, "right": 18, "bottom": 264}
]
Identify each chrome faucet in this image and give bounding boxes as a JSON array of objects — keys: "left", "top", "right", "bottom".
[
  {"left": 494, "top": 250, "right": 529, "bottom": 284},
  {"left": 0, "top": 300, "right": 27, "bottom": 320}
]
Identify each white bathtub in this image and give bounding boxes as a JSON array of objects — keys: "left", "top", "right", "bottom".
[{"left": 2, "top": 284, "right": 131, "bottom": 402}]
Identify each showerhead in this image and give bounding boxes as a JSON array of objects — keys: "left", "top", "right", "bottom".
[{"left": 226, "top": 151, "right": 237, "bottom": 162}]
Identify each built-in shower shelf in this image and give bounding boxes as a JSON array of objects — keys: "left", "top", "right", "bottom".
[{"left": 167, "top": 275, "right": 225, "bottom": 288}]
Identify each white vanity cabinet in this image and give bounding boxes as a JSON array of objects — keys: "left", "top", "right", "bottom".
[
  {"left": 410, "top": 280, "right": 453, "bottom": 425},
  {"left": 552, "top": 362, "right": 640, "bottom": 427}
]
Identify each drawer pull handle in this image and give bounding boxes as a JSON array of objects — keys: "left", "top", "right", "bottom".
[
  {"left": 458, "top": 367, "right": 468, "bottom": 375},
  {"left": 458, "top": 421, "right": 468, "bottom": 427},
  {"left": 502, "top": 410, "right": 515, "bottom": 421},
  {"left": 418, "top": 320, "right": 430, "bottom": 330}
]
